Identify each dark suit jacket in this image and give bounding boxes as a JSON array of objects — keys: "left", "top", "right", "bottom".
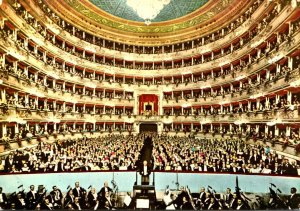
[
  {"left": 71, "top": 202, "right": 82, "bottom": 210},
  {"left": 98, "top": 187, "right": 112, "bottom": 199},
  {"left": 57, "top": 162, "right": 65, "bottom": 172},
  {"left": 0, "top": 193, "right": 8, "bottom": 204},
  {"left": 173, "top": 191, "right": 189, "bottom": 208},
  {"left": 271, "top": 166, "right": 282, "bottom": 174},
  {"left": 207, "top": 202, "right": 220, "bottom": 210},
  {"left": 229, "top": 198, "right": 238, "bottom": 209},
  {"left": 238, "top": 168, "right": 248, "bottom": 174},
  {"left": 15, "top": 198, "right": 26, "bottom": 210},
  {"left": 72, "top": 187, "right": 86, "bottom": 199},
  {"left": 64, "top": 194, "right": 75, "bottom": 208},
  {"left": 287, "top": 194, "right": 300, "bottom": 209},
  {"left": 0, "top": 193, "right": 8, "bottom": 209},
  {"left": 4, "top": 157, "right": 15, "bottom": 172},
  {"left": 181, "top": 201, "right": 194, "bottom": 210},
  {"left": 139, "top": 165, "right": 151, "bottom": 176},
  {"left": 250, "top": 155, "right": 261, "bottom": 164},
  {"left": 40, "top": 203, "right": 53, "bottom": 210},
  {"left": 49, "top": 189, "right": 63, "bottom": 204},
  {"left": 198, "top": 192, "right": 206, "bottom": 204},
  {"left": 225, "top": 193, "right": 233, "bottom": 204},
  {"left": 87, "top": 192, "right": 98, "bottom": 209},
  {"left": 236, "top": 203, "right": 248, "bottom": 210},
  {"left": 208, "top": 166, "right": 219, "bottom": 172},
  {"left": 26, "top": 191, "right": 37, "bottom": 209},
  {"left": 220, "top": 167, "right": 229, "bottom": 173}
]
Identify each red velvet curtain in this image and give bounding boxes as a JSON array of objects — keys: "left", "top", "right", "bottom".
[{"left": 139, "top": 94, "right": 159, "bottom": 114}]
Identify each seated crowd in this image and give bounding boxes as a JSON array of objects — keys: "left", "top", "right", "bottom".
[
  {"left": 151, "top": 135, "right": 299, "bottom": 175},
  {"left": 1, "top": 135, "right": 143, "bottom": 173},
  {"left": 1, "top": 134, "right": 299, "bottom": 175}
]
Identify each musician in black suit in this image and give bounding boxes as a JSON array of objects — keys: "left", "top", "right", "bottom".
[
  {"left": 100, "top": 191, "right": 114, "bottom": 210},
  {"left": 26, "top": 185, "right": 37, "bottom": 209},
  {"left": 40, "top": 198, "right": 54, "bottom": 210},
  {"left": 287, "top": 187, "right": 300, "bottom": 209},
  {"left": 72, "top": 182, "right": 86, "bottom": 208},
  {"left": 196, "top": 187, "right": 206, "bottom": 208},
  {"left": 0, "top": 187, "right": 8, "bottom": 209},
  {"left": 181, "top": 196, "right": 194, "bottom": 210},
  {"left": 98, "top": 181, "right": 113, "bottom": 208},
  {"left": 87, "top": 187, "right": 99, "bottom": 210},
  {"left": 14, "top": 193, "right": 26, "bottom": 210},
  {"left": 49, "top": 186, "right": 63, "bottom": 209},
  {"left": 64, "top": 189, "right": 75, "bottom": 209},
  {"left": 228, "top": 193, "right": 238, "bottom": 209},
  {"left": 202, "top": 193, "right": 212, "bottom": 209},
  {"left": 98, "top": 181, "right": 112, "bottom": 199},
  {"left": 72, "top": 197, "right": 82, "bottom": 210},
  {"left": 173, "top": 186, "right": 189, "bottom": 208},
  {"left": 236, "top": 199, "right": 248, "bottom": 210},
  {"left": 207, "top": 197, "right": 220, "bottom": 210},
  {"left": 224, "top": 188, "right": 233, "bottom": 207}
]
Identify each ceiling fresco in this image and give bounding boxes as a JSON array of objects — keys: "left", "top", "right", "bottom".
[{"left": 88, "top": 0, "right": 209, "bottom": 23}]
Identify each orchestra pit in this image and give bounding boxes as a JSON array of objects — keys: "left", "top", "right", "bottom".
[{"left": 1, "top": 0, "right": 300, "bottom": 210}]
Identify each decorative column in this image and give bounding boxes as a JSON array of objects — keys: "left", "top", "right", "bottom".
[
  {"left": 287, "top": 91, "right": 292, "bottom": 104},
  {"left": 255, "top": 125, "right": 259, "bottom": 133},
  {"left": 134, "top": 94, "right": 139, "bottom": 115},
  {"left": 2, "top": 123, "right": 7, "bottom": 136},
  {"left": 275, "top": 125, "right": 279, "bottom": 136},
  {"left": 1, "top": 54, "right": 5, "bottom": 67},
  {"left": 14, "top": 123, "right": 19, "bottom": 135},
  {"left": 288, "top": 56, "right": 293, "bottom": 70}
]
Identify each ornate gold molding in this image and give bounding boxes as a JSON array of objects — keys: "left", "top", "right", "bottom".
[
  {"left": 60, "top": 0, "right": 235, "bottom": 33},
  {"left": 39, "top": 0, "right": 251, "bottom": 45}
]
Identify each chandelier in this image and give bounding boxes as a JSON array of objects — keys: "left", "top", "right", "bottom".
[{"left": 126, "top": 0, "right": 171, "bottom": 25}]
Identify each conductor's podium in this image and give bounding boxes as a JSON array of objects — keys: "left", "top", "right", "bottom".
[{"left": 133, "top": 185, "right": 156, "bottom": 210}]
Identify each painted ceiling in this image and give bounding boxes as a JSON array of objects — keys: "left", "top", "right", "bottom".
[
  {"left": 88, "top": 0, "right": 209, "bottom": 22},
  {"left": 42, "top": 0, "right": 249, "bottom": 44}
]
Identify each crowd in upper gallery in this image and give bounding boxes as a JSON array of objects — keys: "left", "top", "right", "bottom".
[
  {"left": 162, "top": 93, "right": 300, "bottom": 116},
  {"left": 0, "top": 41, "right": 299, "bottom": 107},
  {"left": 1, "top": 49, "right": 299, "bottom": 92},
  {"left": 1, "top": 78, "right": 299, "bottom": 125},
  {"left": 0, "top": 0, "right": 298, "bottom": 96},
  {"left": 0, "top": 0, "right": 299, "bottom": 155},
  {"left": 34, "top": 0, "right": 287, "bottom": 54},
  {"left": 1, "top": 0, "right": 298, "bottom": 71}
]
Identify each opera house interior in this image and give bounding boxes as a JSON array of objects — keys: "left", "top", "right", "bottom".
[{"left": 0, "top": 0, "right": 300, "bottom": 210}]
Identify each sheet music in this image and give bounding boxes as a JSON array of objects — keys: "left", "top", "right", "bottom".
[{"left": 124, "top": 195, "right": 132, "bottom": 206}]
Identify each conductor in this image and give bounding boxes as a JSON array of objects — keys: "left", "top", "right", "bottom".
[{"left": 140, "top": 160, "right": 151, "bottom": 185}]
